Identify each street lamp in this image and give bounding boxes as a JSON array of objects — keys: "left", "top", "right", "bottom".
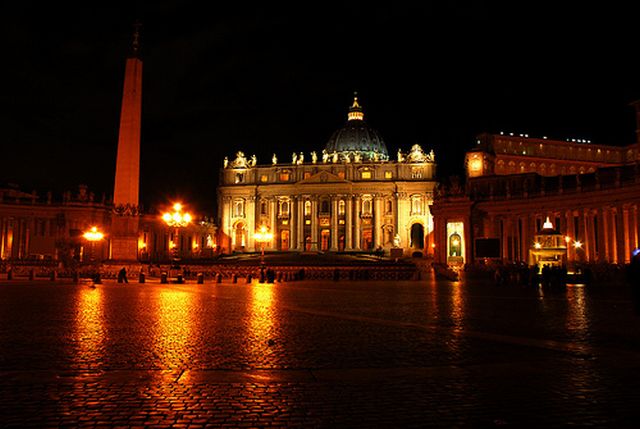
[
  {"left": 253, "top": 225, "right": 273, "bottom": 266},
  {"left": 83, "top": 226, "right": 104, "bottom": 283},
  {"left": 82, "top": 226, "right": 104, "bottom": 262},
  {"left": 162, "top": 203, "right": 193, "bottom": 260}
]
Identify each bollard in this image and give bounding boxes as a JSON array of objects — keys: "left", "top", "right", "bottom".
[
  {"left": 259, "top": 268, "right": 265, "bottom": 284},
  {"left": 177, "top": 274, "right": 184, "bottom": 284},
  {"left": 232, "top": 273, "right": 238, "bottom": 284},
  {"left": 29, "top": 269, "right": 35, "bottom": 281},
  {"left": 161, "top": 272, "right": 168, "bottom": 284},
  {"left": 50, "top": 270, "right": 57, "bottom": 282},
  {"left": 277, "top": 272, "right": 282, "bottom": 282},
  {"left": 197, "top": 273, "right": 204, "bottom": 284},
  {"left": 94, "top": 273, "right": 102, "bottom": 284},
  {"left": 139, "top": 272, "right": 145, "bottom": 283},
  {"left": 7, "top": 269, "right": 12, "bottom": 281},
  {"left": 216, "top": 273, "right": 222, "bottom": 283},
  {"left": 246, "top": 274, "right": 252, "bottom": 283},
  {"left": 73, "top": 272, "right": 79, "bottom": 283}
]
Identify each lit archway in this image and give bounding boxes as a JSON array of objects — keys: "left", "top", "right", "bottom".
[{"left": 410, "top": 223, "right": 424, "bottom": 249}]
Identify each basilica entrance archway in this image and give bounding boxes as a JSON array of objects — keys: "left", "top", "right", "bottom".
[
  {"left": 280, "top": 230, "right": 290, "bottom": 251},
  {"left": 410, "top": 223, "right": 424, "bottom": 249},
  {"left": 321, "top": 230, "right": 330, "bottom": 251},
  {"left": 233, "top": 222, "right": 246, "bottom": 250}
]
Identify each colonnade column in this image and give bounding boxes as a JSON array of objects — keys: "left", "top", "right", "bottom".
[
  {"left": 596, "top": 207, "right": 607, "bottom": 262},
  {"left": 310, "top": 198, "right": 318, "bottom": 251},
  {"left": 582, "top": 209, "right": 592, "bottom": 262},
  {"left": 330, "top": 197, "right": 338, "bottom": 251},
  {"left": 345, "top": 196, "right": 353, "bottom": 250},
  {"left": 616, "top": 205, "right": 627, "bottom": 263},
  {"left": 354, "top": 196, "right": 361, "bottom": 250}
]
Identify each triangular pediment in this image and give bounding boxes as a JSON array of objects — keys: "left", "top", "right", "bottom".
[{"left": 297, "top": 171, "right": 350, "bottom": 184}]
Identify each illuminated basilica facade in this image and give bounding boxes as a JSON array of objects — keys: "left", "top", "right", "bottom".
[{"left": 217, "top": 97, "right": 437, "bottom": 255}]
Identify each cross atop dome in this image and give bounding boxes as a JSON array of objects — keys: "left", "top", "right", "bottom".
[{"left": 348, "top": 92, "right": 364, "bottom": 121}]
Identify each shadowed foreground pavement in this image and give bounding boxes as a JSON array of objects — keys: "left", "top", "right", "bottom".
[{"left": 1, "top": 277, "right": 639, "bottom": 427}]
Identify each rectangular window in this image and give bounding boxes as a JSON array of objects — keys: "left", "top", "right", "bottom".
[
  {"left": 304, "top": 172, "right": 311, "bottom": 179},
  {"left": 384, "top": 171, "right": 392, "bottom": 179},
  {"left": 337, "top": 171, "right": 345, "bottom": 179},
  {"left": 235, "top": 173, "right": 244, "bottom": 184},
  {"left": 361, "top": 171, "right": 371, "bottom": 179},
  {"left": 279, "top": 172, "right": 290, "bottom": 181},
  {"left": 260, "top": 175, "right": 268, "bottom": 183}
]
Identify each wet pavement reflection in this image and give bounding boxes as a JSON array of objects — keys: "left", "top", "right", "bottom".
[{"left": 1, "top": 278, "right": 639, "bottom": 426}]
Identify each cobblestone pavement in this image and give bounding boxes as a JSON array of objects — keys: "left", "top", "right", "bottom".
[{"left": 1, "top": 276, "right": 640, "bottom": 427}]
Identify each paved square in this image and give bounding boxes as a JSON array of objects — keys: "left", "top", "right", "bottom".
[{"left": 1, "top": 277, "right": 640, "bottom": 427}]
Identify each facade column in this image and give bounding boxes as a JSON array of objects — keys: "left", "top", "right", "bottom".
[
  {"left": 247, "top": 196, "right": 256, "bottom": 251},
  {"left": 354, "top": 196, "right": 361, "bottom": 250},
  {"left": 520, "top": 216, "right": 529, "bottom": 262},
  {"left": 269, "top": 199, "right": 277, "bottom": 250},
  {"left": 310, "top": 198, "right": 318, "bottom": 251},
  {"left": 373, "top": 196, "right": 382, "bottom": 248},
  {"left": 345, "top": 195, "right": 353, "bottom": 250},
  {"left": 330, "top": 197, "right": 338, "bottom": 251},
  {"left": 290, "top": 197, "right": 296, "bottom": 251},
  {"left": 297, "top": 197, "right": 305, "bottom": 251}
]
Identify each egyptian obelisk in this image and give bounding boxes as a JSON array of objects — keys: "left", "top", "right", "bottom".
[{"left": 111, "top": 22, "right": 142, "bottom": 261}]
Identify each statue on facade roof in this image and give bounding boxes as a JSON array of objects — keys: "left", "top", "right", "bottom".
[
  {"left": 354, "top": 152, "right": 361, "bottom": 163},
  {"left": 223, "top": 157, "right": 229, "bottom": 168},
  {"left": 311, "top": 151, "right": 317, "bottom": 164},
  {"left": 332, "top": 152, "right": 339, "bottom": 163},
  {"left": 344, "top": 152, "right": 351, "bottom": 163},
  {"left": 373, "top": 151, "right": 379, "bottom": 162},
  {"left": 230, "top": 151, "right": 249, "bottom": 168},
  {"left": 397, "top": 149, "right": 405, "bottom": 162},
  {"left": 407, "top": 144, "right": 428, "bottom": 163},
  {"left": 322, "top": 149, "right": 329, "bottom": 163},
  {"left": 249, "top": 154, "right": 257, "bottom": 167},
  {"left": 292, "top": 152, "right": 297, "bottom": 164},
  {"left": 272, "top": 153, "right": 278, "bottom": 165},
  {"left": 297, "top": 152, "right": 304, "bottom": 165}
]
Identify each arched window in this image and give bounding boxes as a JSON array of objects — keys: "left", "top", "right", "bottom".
[
  {"left": 386, "top": 200, "right": 393, "bottom": 214},
  {"left": 321, "top": 200, "right": 329, "bottom": 214},
  {"left": 338, "top": 200, "right": 345, "bottom": 215},
  {"left": 260, "top": 202, "right": 267, "bottom": 216},
  {"left": 304, "top": 200, "right": 311, "bottom": 216},
  {"left": 280, "top": 201, "right": 289, "bottom": 215}
]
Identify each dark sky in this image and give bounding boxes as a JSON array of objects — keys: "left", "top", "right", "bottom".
[{"left": 2, "top": 2, "right": 639, "bottom": 215}]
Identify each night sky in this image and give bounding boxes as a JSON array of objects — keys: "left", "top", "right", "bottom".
[{"left": 3, "top": 2, "right": 639, "bottom": 215}]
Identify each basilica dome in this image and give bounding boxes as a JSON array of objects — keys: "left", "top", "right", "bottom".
[{"left": 324, "top": 95, "right": 389, "bottom": 161}]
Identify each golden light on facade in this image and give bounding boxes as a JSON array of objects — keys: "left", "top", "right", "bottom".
[
  {"left": 573, "top": 241, "right": 583, "bottom": 249},
  {"left": 534, "top": 242, "right": 542, "bottom": 249},
  {"left": 83, "top": 226, "right": 104, "bottom": 242},
  {"left": 565, "top": 235, "right": 572, "bottom": 244}
]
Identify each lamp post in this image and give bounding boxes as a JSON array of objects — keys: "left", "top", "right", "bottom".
[
  {"left": 253, "top": 225, "right": 273, "bottom": 267},
  {"left": 162, "top": 203, "right": 193, "bottom": 261},
  {"left": 82, "top": 226, "right": 104, "bottom": 262},
  {"left": 83, "top": 226, "right": 104, "bottom": 283}
]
